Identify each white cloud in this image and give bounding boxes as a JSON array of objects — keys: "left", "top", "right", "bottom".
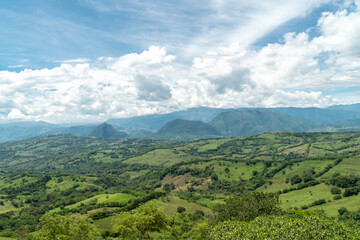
[
  {"left": 7, "top": 109, "right": 26, "bottom": 120},
  {"left": 57, "top": 58, "right": 90, "bottom": 63},
  {"left": 1, "top": 2, "right": 360, "bottom": 122}
]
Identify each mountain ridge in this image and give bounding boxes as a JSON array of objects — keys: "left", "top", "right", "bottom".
[
  {"left": 1, "top": 104, "right": 360, "bottom": 142},
  {"left": 209, "top": 109, "right": 323, "bottom": 137}
]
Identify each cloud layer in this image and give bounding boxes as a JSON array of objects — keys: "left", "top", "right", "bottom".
[{"left": 1, "top": 2, "right": 360, "bottom": 122}]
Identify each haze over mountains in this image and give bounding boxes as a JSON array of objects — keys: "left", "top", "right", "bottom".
[{"left": 2, "top": 104, "right": 360, "bottom": 142}]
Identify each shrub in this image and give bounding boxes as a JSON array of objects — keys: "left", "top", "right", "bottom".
[
  {"left": 343, "top": 187, "right": 360, "bottom": 197},
  {"left": 311, "top": 199, "right": 326, "bottom": 206},
  {"left": 209, "top": 216, "right": 360, "bottom": 240},
  {"left": 213, "top": 192, "right": 281, "bottom": 222},
  {"left": 177, "top": 206, "right": 186, "bottom": 214},
  {"left": 331, "top": 187, "right": 341, "bottom": 195},
  {"left": 333, "top": 195, "right": 342, "bottom": 200},
  {"left": 290, "top": 175, "right": 302, "bottom": 185}
]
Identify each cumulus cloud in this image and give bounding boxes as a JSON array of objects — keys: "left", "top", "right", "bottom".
[
  {"left": 1, "top": 3, "right": 360, "bottom": 122},
  {"left": 7, "top": 109, "right": 26, "bottom": 120},
  {"left": 134, "top": 74, "right": 172, "bottom": 101}
]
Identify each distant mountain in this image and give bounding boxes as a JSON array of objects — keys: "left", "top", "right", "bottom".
[
  {"left": 156, "top": 119, "right": 221, "bottom": 140},
  {"left": 333, "top": 118, "right": 360, "bottom": 127},
  {"left": 59, "top": 124, "right": 97, "bottom": 137},
  {"left": 328, "top": 103, "right": 360, "bottom": 113},
  {"left": 106, "top": 107, "right": 231, "bottom": 132},
  {"left": 106, "top": 105, "right": 360, "bottom": 133},
  {"left": 89, "top": 123, "right": 129, "bottom": 139},
  {"left": 268, "top": 107, "right": 360, "bottom": 123},
  {"left": 0, "top": 122, "right": 98, "bottom": 143},
  {"left": 0, "top": 121, "right": 60, "bottom": 143},
  {"left": 2, "top": 103, "right": 360, "bottom": 143},
  {"left": 209, "top": 110, "right": 323, "bottom": 137}
]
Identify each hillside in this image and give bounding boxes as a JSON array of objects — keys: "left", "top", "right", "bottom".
[
  {"left": 209, "top": 109, "right": 322, "bottom": 136},
  {"left": 88, "top": 123, "right": 129, "bottom": 139},
  {"left": 156, "top": 119, "right": 221, "bottom": 140},
  {"left": 1, "top": 132, "right": 360, "bottom": 238},
  {"left": 0, "top": 122, "right": 96, "bottom": 143},
  {"left": 328, "top": 103, "right": 360, "bottom": 113},
  {"left": 268, "top": 107, "right": 360, "bottom": 122}
]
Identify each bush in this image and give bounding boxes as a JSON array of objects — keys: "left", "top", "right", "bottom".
[
  {"left": 177, "top": 206, "right": 186, "bottom": 214},
  {"left": 311, "top": 199, "right": 326, "bottom": 206},
  {"left": 34, "top": 215, "right": 98, "bottom": 240},
  {"left": 338, "top": 207, "right": 348, "bottom": 216},
  {"left": 209, "top": 216, "right": 360, "bottom": 239},
  {"left": 290, "top": 175, "right": 302, "bottom": 185},
  {"left": 333, "top": 195, "right": 342, "bottom": 200},
  {"left": 331, "top": 187, "right": 341, "bottom": 195},
  {"left": 343, "top": 187, "right": 360, "bottom": 197},
  {"left": 213, "top": 192, "right": 281, "bottom": 222}
]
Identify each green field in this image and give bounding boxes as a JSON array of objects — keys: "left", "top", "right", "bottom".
[
  {"left": 280, "top": 183, "right": 334, "bottom": 210},
  {"left": 124, "top": 149, "right": 193, "bottom": 166},
  {"left": 66, "top": 193, "right": 136, "bottom": 209},
  {"left": 150, "top": 196, "right": 213, "bottom": 216}
]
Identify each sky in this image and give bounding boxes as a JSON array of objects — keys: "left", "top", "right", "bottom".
[{"left": 1, "top": 0, "right": 360, "bottom": 123}]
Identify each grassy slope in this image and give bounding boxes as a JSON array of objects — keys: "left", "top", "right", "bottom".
[{"left": 124, "top": 149, "right": 193, "bottom": 166}]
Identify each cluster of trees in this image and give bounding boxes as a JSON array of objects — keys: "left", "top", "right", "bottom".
[{"left": 329, "top": 173, "right": 360, "bottom": 198}]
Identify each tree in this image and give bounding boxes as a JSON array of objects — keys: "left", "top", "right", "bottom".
[
  {"left": 163, "top": 184, "right": 172, "bottom": 193},
  {"left": 331, "top": 187, "right": 341, "bottom": 195},
  {"left": 213, "top": 192, "right": 281, "bottom": 222},
  {"left": 35, "top": 215, "right": 98, "bottom": 240},
  {"left": 302, "top": 168, "right": 315, "bottom": 183},
  {"left": 113, "top": 202, "right": 168, "bottom": 240},
  {"left": 290, "top": 175, "right": 302, "bottom": 185},
  {"left": 177, "top": 206, "right": 186, "bottom": 214}
]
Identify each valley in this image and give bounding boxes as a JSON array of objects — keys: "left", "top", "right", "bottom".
[{"left": 0, "top": 131, "right": 359, "bottom": 238}]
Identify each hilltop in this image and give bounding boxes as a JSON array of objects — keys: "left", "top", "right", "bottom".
[
  {"left": 156, "top": 119, "right": 221, "bottom": 140},
  {"left": 88, "top": 123, "right": 129, "bottom": 139}
]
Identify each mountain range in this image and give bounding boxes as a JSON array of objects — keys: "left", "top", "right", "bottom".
[{"left": 2, "top": 104, "right": 360, "bottom": 142}]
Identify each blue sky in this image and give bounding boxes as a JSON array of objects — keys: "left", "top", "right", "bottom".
[{"left": 0, "top": 0, "right": 360, "bottom": 122}]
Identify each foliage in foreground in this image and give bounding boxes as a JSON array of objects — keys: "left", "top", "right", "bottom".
[
  {"left": 213, "top": 192, "right": 281, "bottom": 222},
  {"left": 30, "top": 215, "right": 98, "bottom": 240},
  {"left": 209, "top": 215, "right": 360, "bottom": 240},
  {"left": 112, "top": 202, "right": 168, "bottom": 240}
]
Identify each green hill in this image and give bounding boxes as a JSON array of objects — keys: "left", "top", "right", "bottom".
[
  {"left": 156, "top": 119, "right": 221, "bottom": 140},
  {"left": 209, "top": 109, "right": 322, "bottom": 136},
  {"left": 1, "top": 131, "right": 360, "bottom": 238},
  {"left": 88, "top": 123, "right": 129, "bottom": 139}
]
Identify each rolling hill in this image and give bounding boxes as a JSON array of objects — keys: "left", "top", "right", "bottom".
[{"left": 0, "top": 131, "right": 360, "bottom": 238}]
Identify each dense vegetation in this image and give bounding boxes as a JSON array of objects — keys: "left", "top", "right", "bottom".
[{"left": 0, "top": 131, "right": 360, "bottom": 239}]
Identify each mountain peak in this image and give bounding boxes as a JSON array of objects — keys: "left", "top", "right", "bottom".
[{"left": 89, "top": 123, "right": 129, "bottom": 139}]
